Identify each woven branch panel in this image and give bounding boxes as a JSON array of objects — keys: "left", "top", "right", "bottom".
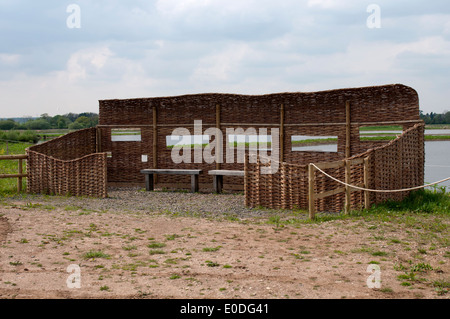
[
  {"left": 98, "top": 84, "right": 421, "bottom": 189},
  {"left": 27, "top": 128, "right": 107, "bottom": 198},
  {"left": 30, "top": 128, "right": 97, "bottom": 160},
  {"left": 245, "top": 158, "right": 309, "bottom": 210},
  {"left": 353, "top": 123, "right": 425, "bottom": 206},
  {"left": 245, "top": 124, "right": 425, "bottom": 213}
]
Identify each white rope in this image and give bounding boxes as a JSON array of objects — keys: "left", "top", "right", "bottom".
[{"left": 311, "top": 163, "right": 450, "bottom": 193}]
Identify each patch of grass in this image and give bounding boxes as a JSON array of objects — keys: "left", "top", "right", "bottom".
[
  {"left": 149, "top": 249, "right": 166, "bottom": 255},
  {"left": 371, "top": 251, "right": 388, "bottom": 257},
  {"left": 165, "top": 234, "right": 182, "bottom": 241},
  {"left": 394, "top": 263, "right": 408, "bottom": 271},
  {"left": 411, "top": 263, "right": 433, "bottom": 272},
  {"left": 433, "top": 280, "right": 450, "bottom": 296},
  {"left": 395, "top": 261, "right": 439, "bottom": 291},
  {"left": 417, "top": 248, "right": 427, "bottom": 255},
  {"left": 205, "top": 260, "right": 220, "bottom": 267},
  {"left": 167, "top": 143, "right": 209, "bottom": 150},
  {"left": 370, "top": 189, "right": 450, "bottom": 215},
  {"left": 359, "top": 125, "right": 403, "bottom": 131},
  {"left": 122, "top": 261, "right": 148, "bottom": 271},
  {"left": 400, "top": 281, "right": 412, "bottom": 287},
  {"left": 380, "top": 287, "right": 394, "bottom": 293},
  {"left": 202, "top": 246, "right": 222, "bottom": 252},
  {"left": 83, "top": 250, "right": 110, "bottom": 259},
  {"left": 164, "top": 258, "right": 178, "bottom": 265},
  {"left": 147, "top": 242, "right": 166, "bottom": 249},
  {"left": 291, "top": 138, "right": 338, "bottom": 145}
]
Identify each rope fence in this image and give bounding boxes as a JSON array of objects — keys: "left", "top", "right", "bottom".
[
  {"left": 311, "top": 163, "right": 450, "bottom": 193},
  {"left": 245, "top": 123, "right": 429, "bottom": 218}
]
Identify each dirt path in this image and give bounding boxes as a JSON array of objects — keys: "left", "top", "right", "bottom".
[
  {"left": 0, "top": 202, "right": 448, "bottom": 299},
  {"left": 0, "top": 217, "right": 10, "bottom": 244}
]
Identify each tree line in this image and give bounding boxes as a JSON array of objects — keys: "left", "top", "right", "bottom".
[
  {"left": 420, "top": 110, "right": 450, "bottom": 125},
  {"left": 0, "top": 113, "right": 99, "bottom": 131}
]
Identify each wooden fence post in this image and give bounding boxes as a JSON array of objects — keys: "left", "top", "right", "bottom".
[
  {"left": 364, "top": 156, "right": 370, "bottom": 209},
  {"left": 280, "top": 104, "right": 285, "bottom": 163},
  {"left": 18, "top": 158, "right": 23, "bottom": 192},
  {"left": 345, "top": 101, "right": 351, "bottom": 158},
  {"left": 0, "top": 154, "right": 28, "bottom": 193},
  {"left": 308, "top": 163, "right": 316, "bottom": 220},
  {"left": 152, "top": 104, "right": 158, "bottom": 185},
  {"left": 216, "top": 104, "right": 221, "bottom": 170},
  {"left": 96, "top": 128, "right": 102, "bottom": 153},
  {"left": 344, "top": 159, "right": 351, "bottom": 214}
]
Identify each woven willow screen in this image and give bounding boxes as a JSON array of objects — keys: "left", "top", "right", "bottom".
[
  {"left": 244, "top": 123, "right": 425, "bottom": 212},
  {"left": 27, "top": 128, "right": 107, "bottom": 198}
]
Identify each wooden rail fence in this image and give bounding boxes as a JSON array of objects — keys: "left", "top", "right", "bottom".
[
  {"left": 308, "top": 156, "right": 370, "bottom": 219},
  {"left": 0, "top": 154, "right": 28, "bottom": 192}
]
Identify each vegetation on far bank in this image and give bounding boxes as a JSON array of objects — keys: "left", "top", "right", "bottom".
[
  {"left": 420, "top": 110, "right": 450, "bottom": 125},
  {"left": 0, "top": 112, "right": 98, "bottom": 131},
  {"left": 0, "top": 130, "right": 39, "bottom": 144}
]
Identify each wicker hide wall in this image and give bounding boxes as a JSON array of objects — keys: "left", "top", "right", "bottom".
[
  {"left": 356, "top": 123, "right": 425, "bottom": 206},
  {"left": 245, "top": 124, "right": 425, "bottom": 213},
  {"left": 98, "top": 84, "right": 421, "bottom": 191},
  {"left": 29, "top": 127, "right": 97, "bottom": 160},
  {"left": 27, "top": 128, "right": 107, "bottom": 198}
]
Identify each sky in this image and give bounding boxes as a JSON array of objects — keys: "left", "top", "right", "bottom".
[{"left": 0, "top": 0, "right": 449, "bottom": 118}]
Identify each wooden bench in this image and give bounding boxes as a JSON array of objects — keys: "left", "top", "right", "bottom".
[
  {"left": 141, "top": 169, "right": 203, "bottom": 193},
  {"left": 208, "top": 170, "right": 244, "bottom": 193}
]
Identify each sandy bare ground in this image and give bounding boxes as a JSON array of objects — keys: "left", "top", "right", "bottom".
[{"left": 0, "top": 196, "right": 448, "bottom": 299}]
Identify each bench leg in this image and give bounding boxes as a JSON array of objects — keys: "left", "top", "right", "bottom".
[
  {"left": 213, "top": 175, "right": 223, "bottom": 193},
  {"left": 145, "top": 174, "right": 154, "bottom": 191},
  {"left": 191, "top": 174, "right": 199, "bottom": 193}
]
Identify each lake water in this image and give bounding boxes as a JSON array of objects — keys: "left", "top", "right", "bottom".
[
  {"left": 362, "top": 129, "right": 450, "bottom": 136},
  {"left": 292, "top": 141, "right": 450, "bottom": 189},
  {"left": 425, "top": 141, "right": 450, "bottom": 188},
  {"left": 292, "top": 144, "right": 337, "bottom": 152}
]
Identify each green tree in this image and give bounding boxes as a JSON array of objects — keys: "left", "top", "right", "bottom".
[
  {"left": 76, "top": 116, "right": 91, "bottom": 128},
  {"left": 0, "top": 119, "right": 17, "bottom": 130},
  {"left": 24, "top": 119, "right": 51, "bottom": 130},
  {"left": 444, "top": 111, "right": 450, "bottom": 124}
]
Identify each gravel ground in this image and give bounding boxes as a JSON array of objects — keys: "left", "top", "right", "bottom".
[{"left": 2, "top": 187, "right": 315, "bottom": 221}]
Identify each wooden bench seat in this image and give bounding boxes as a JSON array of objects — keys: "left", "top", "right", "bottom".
[
  {"left": 208, "top": 170, "right": 244, "bottom": 193},
  {"left": 141, "top": 169, "right": 202, "bottom": 193}
]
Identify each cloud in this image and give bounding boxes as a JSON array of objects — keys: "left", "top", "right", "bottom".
[
  {"left": 63, "top": 47, "right": 113, "bottom": 82},
  {"left": 0, "top": 1, "right": 450, "bottom": 116},
  {"left": 307, "top": 0, "right": 360, "bottom": 10},
  {"left": 0, "top": 54, "right": 20, "bottom": 64},
  {"left": 190, "top": 43, "right": 252, "bottom": 83},
  {"left": 154, "top": 0, "right": 298, "bottom": 41}
]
